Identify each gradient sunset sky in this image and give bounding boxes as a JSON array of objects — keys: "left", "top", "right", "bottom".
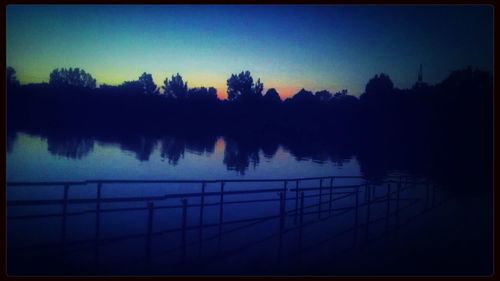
[{"left": 6, "top": 5, "right": 493, "bottom": 99}]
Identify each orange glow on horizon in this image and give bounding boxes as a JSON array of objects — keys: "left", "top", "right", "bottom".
[
  {"left": 214, "top": 85, "right": 301, "bottom": 100},
  {"left": 93, "top": 75, "right": 307, "bottom": 101}
]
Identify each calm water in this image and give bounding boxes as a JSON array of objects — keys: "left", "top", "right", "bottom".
[
  {"left": 7, "top": 132, "right": 361, "bottom": 181},
  {"left": 6, "top": 132, "right": 492, "bottom": 276}
]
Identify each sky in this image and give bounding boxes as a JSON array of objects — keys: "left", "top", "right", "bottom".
[{"left": 6, "top": 5, "right": 493, "bottom": 99}]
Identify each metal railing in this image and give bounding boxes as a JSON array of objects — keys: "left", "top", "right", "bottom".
[{"left": 6, "top": 175, "right": 445, "bottom": 274}]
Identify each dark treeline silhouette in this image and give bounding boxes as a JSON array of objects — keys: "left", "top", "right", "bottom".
[{"left": 6, "top": 66, "right": 492, "bottom": 189}]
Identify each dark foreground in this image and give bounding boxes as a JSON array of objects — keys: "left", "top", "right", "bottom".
[{"left": 7, "top": 177, "right": 492, "bottom": 276}]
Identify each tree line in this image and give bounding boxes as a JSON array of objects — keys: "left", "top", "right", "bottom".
[
  {"left": 6, "top": 65, "right": 492, "bottom": 141},
  {"left": 7, "top": 66, "right": 357, "bottom": 103},
  {"left": 6, "top": 65, "right": 492, "bottom": 188}
]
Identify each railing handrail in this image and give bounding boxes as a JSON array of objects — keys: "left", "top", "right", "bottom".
[{"left": 5, "top": 175, "right": 411, "bottom": 187}]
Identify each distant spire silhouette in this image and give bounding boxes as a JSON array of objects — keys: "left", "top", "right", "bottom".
[{"left": 413, "top": 64, "right": 427, "bottom": 89}]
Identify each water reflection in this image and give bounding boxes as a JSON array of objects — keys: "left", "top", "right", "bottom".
[
  {"left": 8, "top": 131, "right": 359, "bottom": 176},
  {"left": 223, "top": 138, "right": 260, "bottom": 175},
  {"left": 160, "top": 135, "right": 218, "bottom": 165},
  {"left": 6, "top": 128, "right": 491, "bottom": 190},
  {"left": 119, "top": 136, "right": 157, "bottom": 162},
  {"left": 46, "top": 135, "right": 95, "bottom": 159},
  {"left": 284, "top": 138, "right": 354, "bottom": 166}
]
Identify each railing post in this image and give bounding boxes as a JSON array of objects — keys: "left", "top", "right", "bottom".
[
  {"left": 318, "top": 178, "right": 323, "bottom": 219},
  {"left": 61, "top": 184, "right": 69, "bottom": 250},
  {"left": 365, "top": 186, "right": 371, "bottom": 244},
  {"left": 198, "top": 182, "right": 206, "bottom": 257},
  {"left": 218, "top": 181, "right": 225, "bottom": 252},
  {"left": 278, "top": 190, "right": 285, "bottom": 263},
  {"left": 328, "top": 177, "right": 334, "bottom": 216},
  {"left": 181, "top": 198, "right": 188, "bottom": 265},
  {"left": 279, "top": 192, "right": 285, "bottom": 237},
  {"left": 300, "top": 191, "right": 305, "bottom": 225},
  {"left": 396, "top": 180, "right": 401, "bottom": 229},
  {"left": 219, "top": 180, "right": 224, "bottom": 222},
  {"left": 283, "top": 180, "right": 287, "bottom": 212},
  {"left": 353, "top": 186, "right": 360, "bottom": 247},
  {"left": 386, "top": 183, "right": 391, "bottom": 233},
  {"left": 294, "top": 180, "right": 299, "bottom": 225},
  {"left": 354, "top": 186, "right": 359, "bottom": 247},
  {"left": 355, "top": 187, "right": 359, "bottom": 227},
  {"left": 95, "top": 182, "right": 102, "bottom": 268},
  {"left": 146, "top": 201, "right": 154, "bottom": 266},
  {"left": 199, "top": 182, "right": 205, "bottom": 238},
  {"left": 298, "top": 191, "right": 305, "bottom": 253}
]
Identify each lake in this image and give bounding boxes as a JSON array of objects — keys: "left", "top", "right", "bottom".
[
  {"left": 6, "top": 131, "right": 493, "bottom": 276},
  {"left": 7, "top": 132, "right": 363, "bottom": 181}
]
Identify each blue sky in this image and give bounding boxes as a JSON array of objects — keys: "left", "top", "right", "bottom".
[{"left": 7, "top": 5, "right": 493, "bottom": 98}]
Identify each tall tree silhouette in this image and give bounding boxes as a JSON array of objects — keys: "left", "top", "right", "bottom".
[
  {"left": 164, "top": 73, "right": 188, "bottom": 99},
  {"left": 315, "top": 90, "right": 333, "bottom": 101},
  {"left": 226, "top": 71, "right": 263, "bottom": 101},
  {"left": 49, "top": 67, "right": 96, "bottom": 89},
  {"left": 360, "top": 73, "right": 394, "bottom": 101},
  {"left": 6, "top": 66, "right": 20, "bottom": 89},
  {"left": 139, "top": 72, "right": 158, "bottom": 95},
  {"left": 263, "top": 88, "right": 281, "bottom": 103},
  {"left": 290, "top": 88, "right": 317, "bottom": 103}
]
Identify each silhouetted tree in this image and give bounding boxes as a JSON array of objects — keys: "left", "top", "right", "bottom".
[
  {"left": 291, "top": 88, "right": 317, "bottom": 103},
  {"left": 254, "top": 78, "right": 264, "bottom": 96},
  {"left": 139, "top": 72, "right": 158, "bottom": 95},
  {"left": 263, "top": 88, "right": 281, "bottom": 103},
  {"left": 226, "top": 71, "right": 263, "bottom": 101},
  {"left": 49, "top": 67, "right": 96, "bottom": 89},
  {"left": 208, "top": 87, "right": 217, "bottom": 99},
  {"left": 315, "top": 90, "right": 333, "bottom": 101},
  {"left": 333, "top": 89, "right": 348, "bottom": 99},
  {"left": 6, "top": 66, "right": 20, "bottom": 89},
  {"left": 187, "top": 87, "right": 218, "bottom": 101},
  {"left": 360, "top": 73, "right": 394, "bottom": 101},
  {"left": 119, "top": 80, "right": 144, "bottom": 95},
  {"left": 164, "top": 73, "right": 188, "bottom": 99}
]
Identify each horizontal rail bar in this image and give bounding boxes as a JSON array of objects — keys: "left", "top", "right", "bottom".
[
  {"left": 6, "top": 175, "right": 414, "bottom": 187},
  {"left": 6, "top": 182, "right": 425, "bottom": 207},
  {"left": 7, "top": 191, "right": 357, "bottom": 220},
  {"left": 8, "top": 213, "right": 282, "bottom": 252},
  {"left": 289, "top": 184, "right": 363, "bottom": 191},
  {"left": 7, "top": 188, "right": 286, "bottom": 206}
]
